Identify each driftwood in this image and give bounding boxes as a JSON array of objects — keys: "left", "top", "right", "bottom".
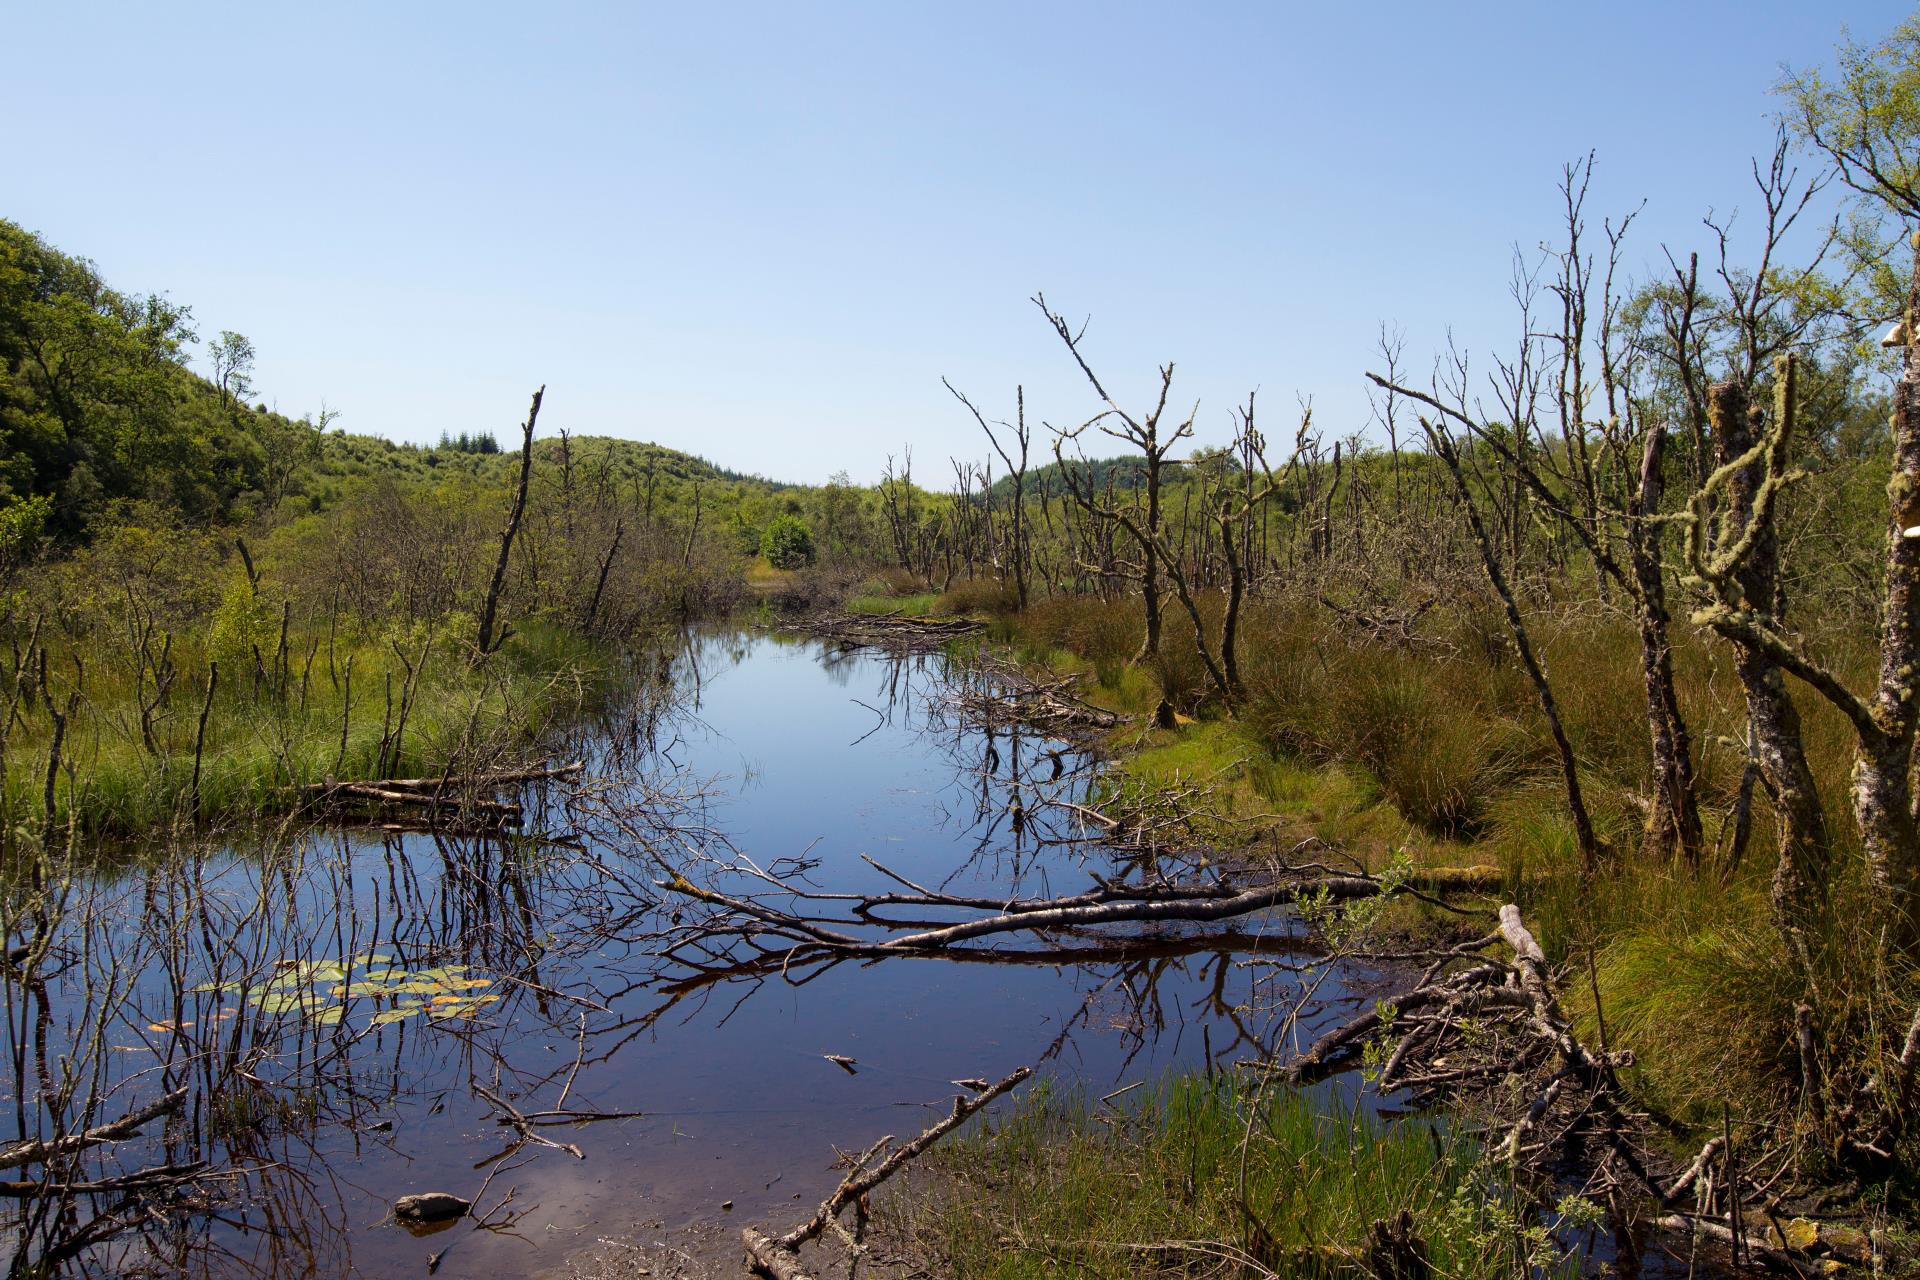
[
  {"left": 0, "top": 1160, "right": 208, "bottom": 1198},
  {"left": 661, "top": 865, "right": 1455, "bottom": 966},
  {"left": 0, "top": 1088, "right": 187, "bottom": 1173},
  {"left": 743, "top": 1066, "right": 1031, "bottom": 1280},
  {"left": 304, "top": 759, "right": 583, "bottom": 823}
]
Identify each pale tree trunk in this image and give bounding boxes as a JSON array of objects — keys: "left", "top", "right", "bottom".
[
  {"left": 1856, "top": 241, "right": 1920, "bottom": 952},
  {"left": 1709, "top": 378, "right": 1832, "bottom": 954},
  {"left": 1628, "top": 427, "right": 1703, "bottom": 863}
]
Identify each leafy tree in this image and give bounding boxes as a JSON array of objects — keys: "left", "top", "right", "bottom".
[
  {"left": 761, "top": 512, "right": 814, "bottom": 568},
  {"left": 209, "top": 330, "right": 255, "bottom": 409}
]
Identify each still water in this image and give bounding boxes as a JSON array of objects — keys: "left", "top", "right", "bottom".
[{"left": 3, "top": 628, "right": 1336, "bottom": 1279}]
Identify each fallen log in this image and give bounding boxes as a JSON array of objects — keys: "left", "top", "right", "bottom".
[
  {"left": 0, "top": 1159, "right": 207, "bottom": 1198},
  {"left": 0, "top": 1089, "right": 187, "bottom": 1172},
  {"left": 665, "top": 869, "right": 1413, "bottom": 960},
  {"left": 303, "top": 759, "right": 583, "bottom": 797},
  {"left": 312, "top": 783, "right": 522, "bottom": 813}
]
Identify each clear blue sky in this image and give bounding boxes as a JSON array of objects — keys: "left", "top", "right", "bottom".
[{"left": 6, "top": 2, "right": 1910, "bottom": 483}]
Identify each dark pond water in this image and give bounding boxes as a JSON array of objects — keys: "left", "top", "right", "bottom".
[{"left": 2, "top": 628, "right": 1345, "bottom": 1279}]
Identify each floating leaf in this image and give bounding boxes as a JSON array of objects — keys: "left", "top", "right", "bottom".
[
  {"left": 309, "top": 1006, "right": 344, "bottom": 1026},
  {"left": 407, "top": 966, "right": 469, "bottom": 983},
  {"left": 454, "top": 978, "right": 493, "bottom": 990},
  {"left": 370, "top": 1006, "right": 423, "bottom": 1027},
  {"left": 427, "top": 995, "right": 501, "bottom": 1020},
  {"left": 146, "top": 1020, "right": 192, "bottom": 1032},
  {"left": 252, "top": 991, "right": 315, "bottom": 1014}
]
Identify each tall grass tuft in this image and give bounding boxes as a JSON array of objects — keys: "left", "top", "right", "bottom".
[{"left": 884, "top": 1075, "right": 1588, "bottom": 1279}]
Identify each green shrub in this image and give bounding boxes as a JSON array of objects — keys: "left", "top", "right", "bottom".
[{"left": 760, "top": 513, "right": 815, "bottom": 569}]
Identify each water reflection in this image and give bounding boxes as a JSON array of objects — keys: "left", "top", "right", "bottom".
[{"left": 1, "top": 628, "right": 1346, "bottom": 1278}]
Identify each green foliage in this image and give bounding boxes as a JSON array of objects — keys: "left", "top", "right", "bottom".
[
  {"left": 208, "top": 580, "right": 277, "bottom": 664},
  {"left": 886, "top": 1076, "right": 1585, "bottom": 1279},
  {"left": 1782, "top": 16, "right": 1920, "bottom": 221},
  {"left": 760, "top": 512, "right": 815, "bottom": 568}
]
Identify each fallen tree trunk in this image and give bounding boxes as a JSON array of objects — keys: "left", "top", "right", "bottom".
[
  {"left": 744, "top": 1066, "right": 1031, "bottom": 1279},
  {"left": 664, "top": 867, "right": 1448, "bottom": 961},
  {"left": 0, "top": 1089, "right": 187, "bottom": 1172},
  {"left": 303, "top": 759, "right": 583, "bottom": 796}
]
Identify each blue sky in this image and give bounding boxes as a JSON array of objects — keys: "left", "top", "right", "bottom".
[{"left": 5, "top": 2, "right": 1910, "bottom": 483}]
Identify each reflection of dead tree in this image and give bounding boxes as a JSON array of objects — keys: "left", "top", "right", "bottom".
[
  {"left": 0, "top": 1087, "right": 186, "bottom": 1172},
  {"left": 742, "top": 1066, "right": 1031, "bottom": 1280},
  {"left": 944, "top": 660, "right": 1121, "bottom": 740}
]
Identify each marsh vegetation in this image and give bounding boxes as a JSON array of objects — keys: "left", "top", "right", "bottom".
[{"left": 11, "top": 14, "right": 1920, "bottom": 1280}]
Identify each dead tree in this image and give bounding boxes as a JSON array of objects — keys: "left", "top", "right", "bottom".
[
  {"left": 879, "top": 449, "right": 919, "bottom": 578},
  {"left": 1206, "top": 393, "right": 1296, "bottom": 699},
  {"left": 944, "top": 379, "right": 1032, "bottom": 609},
  {"left": 476, "top": 387, "right": 543, "bottom": 655},
  {"left": 1370, "top": 165, "right": 1705, "bottom": 864},
  {"left": 1035, "top": 294, "right": 1190, "bottom": 671},
  {"left": 1420, "top": 416, "right": 1601, "bottom": 871}
]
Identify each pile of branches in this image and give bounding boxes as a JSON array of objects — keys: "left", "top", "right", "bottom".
[
  {"left": 787, "top": 612, "right": 982, "bottom": 651},
  {"left": 944, "top": 661, "right": 1122, "bottom": 740},
  {"left": 1282, "top": 905, "right": 1898, "bottom": 1275}
]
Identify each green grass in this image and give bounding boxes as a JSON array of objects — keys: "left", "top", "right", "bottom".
[
  {"left": 845, "top": 590, "right": 942, "bottom": 616},
  {"left": 974, "top": 588, "right": 1920, "bottom": 1193},
  {"left": 884, "top": 1076, "right": 1587, "bottom": 1279},
  {"left": 2, "top": 619, "right": 614, "bottom": 840}
]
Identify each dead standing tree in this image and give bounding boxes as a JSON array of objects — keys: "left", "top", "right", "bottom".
[
  {"left": 1415, "top": 412, "right": 1602, "bottom": 871},
  {"left": 944, "top": 379, "right": 1033, "bottom": 609},
  {"left": 1371, "top": 160, "right": 1704, "bottom": 866},
  {"left": 1198, "top": 393, "right": 1297, "bottom": 701},
  {"left": 1035, "top": 295, "right": 1188, "bottom": 668},
  {"left": 476, "top": 387, "right": 543, "bottom": 656}
]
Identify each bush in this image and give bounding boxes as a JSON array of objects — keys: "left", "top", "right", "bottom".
[
  {"left": 936, "top": 576, "right": 1020, "bottom": 615},
  {"left": 760, "top": 514, "right": 815, "bottom": 569}
]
